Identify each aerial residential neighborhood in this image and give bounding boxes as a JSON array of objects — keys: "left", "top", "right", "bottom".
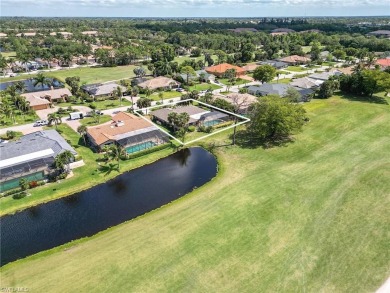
[{"left": 0, "top": 5, "right": 389, "bottom": 293}]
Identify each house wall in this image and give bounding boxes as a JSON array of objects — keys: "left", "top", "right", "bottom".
[{"left": 31, "top": 104, "right": 50, "bottom": 111}]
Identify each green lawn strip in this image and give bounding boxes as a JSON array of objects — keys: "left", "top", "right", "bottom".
[
  {"left": 140, "top": 91, "right": 182, "bottom": 101},
  {"left": 0, "top": 123, "right": 177, "bottom": 216},
  {"left": 173, "top": 54, "right": 217, "bottom": 65},
  {"left": 286, "top": 66, "right": 306, "bottom": 72},
  {"left": 0, "top": 51, "right": 17, "bottom": 59},
  {"left": 56, "top": 98, "right": 131, "bottom": 110},
  {"left": 0, "top": 111, "right": 39, "bottom": 129},
  {"left": 79, "top": 115, "right": 112, "bottom": 126},
  {"left": 188, "top": 83, "right": 221, "bottom": 91},
  {"left": 270, "top": 78, "right": 292, "bottom": 84},
  {"left": 1, "top": 65, "right": 147, "bottom": 84},
  {"left": 1, "top": 95, "right": 389, "bottom": 292},
  {"left": 218, "top": 78, "right": 248, "bottom": 86}
]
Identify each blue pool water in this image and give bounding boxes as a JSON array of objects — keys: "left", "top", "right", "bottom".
[
  {"left": 203, "top": 119, "right": 223, "bottom": 127},
  {"left": 126, "top": 141, "right": 156, "bottom": 154}
]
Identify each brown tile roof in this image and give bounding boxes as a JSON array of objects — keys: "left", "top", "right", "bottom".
[
  {"left": 137, "top": 76, "right": 180, "bottom": 90},
  {"left": 331, "top": 66, "right": 354, "bottom": 75},
  {"left": 279, "top": 55, "right": 311, "bottom": 64},
  {"left": 242, "top": 64, "right": 259, "bottom": 72},
  {"left": 205, "top": 63, "right": 246, "bottom": 75},
  {"left": 21, "top": 94, "right": 51, "bottom": 107},
  {"left": 87, "top": 112, "right": 153, "bottom": 146},
  {"left": 21, "top": 88, "right": 72, "bottom": 101}
]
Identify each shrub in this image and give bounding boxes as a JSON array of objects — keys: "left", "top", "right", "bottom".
[
  {"left": 3, "top": 188, "right": 22, "bottom": 197},
  {"left": 13, "top": 191, "right": 27, "bottom": 199},
  {"left": 29, "top": 181, "right": 38, "bottom": 189},
  {"left": 67, "top": 106, "right": 73, "bottom": 112},
  {"left": 198, "top": 125, "right": 213, "bottom": 133},
  {"left": 57, "top": 107, "right": 66, "bottom": 114},
  {"left": 125, "top": 143, "right": 171, "bottom": 160},
  {"left": 188, "top": 126, "right": 196, "bottom": 132},
  {"left": 89, "top": 103, "right": 97, "bottom": 109}
]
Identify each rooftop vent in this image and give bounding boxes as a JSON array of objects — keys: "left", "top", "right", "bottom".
[{"left": 116, "top": 121, "right": 125, "bottom": 127}]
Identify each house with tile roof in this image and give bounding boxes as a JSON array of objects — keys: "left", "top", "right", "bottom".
[
  {"left": 86, "top": 112, "right": 169, "bottom": 152},
  {"left": 137, "top": 76, "right": 180, "bottom": 90},
  {"left": 21, "top": 88, "right": 72, "bottom": 110},
  {"left": 0, "top": 130, "right": 77, "bottom": 192},
  {"left": 205, "top": 63, "right": 246, "bottom": 77},
  {"left": 375, "top": 58, "right": 390, "bottom": 69},
  {"left": 279, "top": 55, "right": 311, "bottom": 65}
]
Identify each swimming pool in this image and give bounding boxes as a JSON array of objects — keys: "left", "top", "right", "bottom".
[
  {"left": 126, "top": 141, "right": 156, "bottom": 154},
  {"left": 203, "top": 119, "right": 224, "bottom": 127}
]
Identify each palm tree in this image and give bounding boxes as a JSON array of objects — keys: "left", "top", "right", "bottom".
[
  {"left": 0, "top": 102, "right": 15, "bottom": 124},
  {"left": 130, "top": 86, "right": 139, "bottom": 111},
  {"left": 54, "top": 150, "right": 75, "bottom": 175},
  {"left": 48, "top": 113, "right": 62, "bottom": 129},
  {"left": 158, "top": 92, "right": 164, "bottom": 104},
  {"left": 17, "top": 97, "right": 30, "bottom": 121},
  {"left": 102, "top": 144, "right": 124, "bottom": 170},
  {"left": 115, "top": 86, "right": 123, "bottom": 106},
  {"left": 18, "top": 54, "right": 31, "bottom": 72},
  {"left": 77, "top": 125, "right": 88, "bottom": 145},
  {"left": 33, "top": 73, "right": 51, "bottom": 90},
  {"left": 14, "top": 81, "right": 26, "bottom": 93}
]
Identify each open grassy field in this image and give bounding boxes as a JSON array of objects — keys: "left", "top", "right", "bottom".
[
  {"left": 286, "top": 66, "right": 306, "bottom": 72},
  {"left": 1, "top": 93, "right": 389, "bottom": 292},
  {"left": 0, "top": 65, "right": 145, "bottom": 84},
  {"left": 174, "top": 55, "right": 217, "bottom": 65},
  {"left": 189, "top": 83, "right": 222, "bottom": 91}
]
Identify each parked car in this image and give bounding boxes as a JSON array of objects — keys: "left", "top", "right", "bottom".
[
  {"left": 86, "top": 110, "right": 103, "bottom": 117},
  {"left": 176, "top": 88, "right": 184, "bottom": 92},
  {"left": 33, "top": 120, "right": 48, "bottom": 127}
]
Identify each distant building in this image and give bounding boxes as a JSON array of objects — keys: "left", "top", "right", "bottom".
[
  {"left": 308, "top": 71, "right": 341, "bottom": 81},
  {"left": 81, "top": 31, "right": 98, "bottom": 36},
  {"left": 299, "top": 29, "right": 321, "bottom": 34},
  {"left": 16, "top": 32, "right": 36, "bottom": 37},
  {"left": 196, "top": 70, "right": 215, "bottom": 82},
  {"left": 242, "top": 64, "right": 260, "bottom": 72},
  {"left": 151, "top": 105, "right": 209, "bottom": 127},
  {"left": 279, "top": 55, "right": 311, "bottom": 65},
  {"left": 271, "top": 28, "right": 295, "bottom": 36},
  {"left": 221, "top": 93, "right": 258, "bottom": 114},
  {"left": 367, "top": 30, "right": 390, "bottom": 38},
  {"left": 248, "top": 83, "right": 291, "bottom": 96},
  {"left": 375, "top": 58, "right": 390, "bottom": 69},
  {"left": 81, "top": 82, "right": 126, "bottom": 97},
  {"left": 49, "top": 32, "right": 73, "bottom": 38},
  {"left": 257, "top": 60, "right": 288, "bottom": 69},
  {"left": 86, "top": 112, "right": 169, "bottom": 152},
  {"left": 205, "top": 63, "right": 246, "bottom": 77},
  {"left": 289, "top": 77, "right": 322, "bottom": 89},
  {"left": 0, "top": 130, "right": 77, "bottom": 192},
  {"left": 228, "top": 28, "right": 258, "bottom": 33},
  {"left": 0, "top": 33, "right": 7, "bottom": 38},
  {"left": 137, "top": 76, "right": 180, "bottom": 90}
]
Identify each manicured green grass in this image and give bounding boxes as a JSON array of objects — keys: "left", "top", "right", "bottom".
[
  {"left": 302, "top": 46, "right": 312, "bottom": 53},
  {"left": 57, "top": 98, "right": 131, "bottom": 110},
  {"left": 1, "top": 65, "right": 147, "bottom": 84},
  {"left": 286, "top": 66, "right": 306, "bottom": 72},
  {"left": 218, "top": 78, "right": 248, "bottom": 86},
  {"left": 0, "top": 123, "right": 176, "bottom": 216},
  {"left": 1, "top": 95, "right": 389, "bottom": 292},
  {"left": 0, "top": 110, "right": 39, "bottom": 129},
  {"left": 141, "top": 91, "right": 182, "bottom": 101},
  {"left": 0, "top": 51, "right": 17, "bottom": 59},
  {"left": 188, "top": 83, "right": 221, "bottom": 91},
  {"left": 173, "top": 55, "right": 217, "bottom": 65},
  {"left": 270, "top": 78, "right": 292, "bottom": 84},
  {"left": 79, "top": 115, "right": 112, "bottom": 126}
]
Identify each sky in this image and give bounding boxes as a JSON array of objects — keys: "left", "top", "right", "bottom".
[{"left": 1, "top": 0, "right": 389, "bottom": 17}]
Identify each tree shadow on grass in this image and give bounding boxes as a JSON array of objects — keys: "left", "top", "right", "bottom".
[
  {"left": 339, "top": 93, "right": 388, "bottom": 105},
  {"left": 230, "top": 130, "right": 294, "bottom": 149},
  {"left": 98, "top": 163, "right": 119, "bottom": 176}
]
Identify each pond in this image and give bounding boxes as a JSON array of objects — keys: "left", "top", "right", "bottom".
[
  {"left": 0, "top": 78, "right": 64, "bottom": 92},
  {"left": 0, "top": 147, "right": 217, "bottom": 266}
]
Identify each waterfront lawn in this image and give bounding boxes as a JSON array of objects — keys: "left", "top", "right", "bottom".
[
  {"left": 0, "top": 123, "right": 176, "bottom": 216},
  {"left": 1, "top": 95, "right": 390, "bottom": 293},
  {"left": 0, "top": 65, "right": 147, "bottom": 84}
]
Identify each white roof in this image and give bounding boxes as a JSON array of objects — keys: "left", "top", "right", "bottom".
[{"left": 0, "top": 149, "right": 54, "bottom": 168}]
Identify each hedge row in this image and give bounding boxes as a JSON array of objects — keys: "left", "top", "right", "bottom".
[{"left": 124, "top": 143, "right": 172, "bottom": 160}]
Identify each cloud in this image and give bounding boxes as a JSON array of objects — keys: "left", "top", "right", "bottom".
[{"left": 2, "top": 0, "right": 390, "bottom": 7}]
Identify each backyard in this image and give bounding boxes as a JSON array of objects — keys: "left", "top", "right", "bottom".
[
  {"left": 1, "top": 94, "right": 389, "bottom": 292},
  {"left": 188, "top": 83, "right": 222, "bottom": 92}
]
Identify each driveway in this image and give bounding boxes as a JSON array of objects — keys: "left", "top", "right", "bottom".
[{"left": 0, "top": 123, "right": 42, "bottom": 135}]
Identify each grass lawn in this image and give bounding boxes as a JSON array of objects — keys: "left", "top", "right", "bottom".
[
  {"left": 141, "top": 91, "right": 182, "bottom": 101},
  {"left": 286, "top": 66, "right": 306, "bottom": 72},
  {"left": 218, "top": 78, "right": 249, "bottom": 86},
  {"left": 79, "top": 115, "right": 112, "bottom": 126},
  {"left": 188, "top": 83, "right": 222, "bottom": 91},
  {"left": 322, "top": 61, "right": 338, "bottom": 67},
  {"left": 1, "top": 95, "right": 389, "bottom": 292},
  {"left": 0, "top": 110, "right": 39, "bottom": 129},
  {"left": 271, "top": 78, "right": 292, "bottom": 84},
  {"left": 302, "top": 46, "right": 312, "bottom": 53},
  {"left": 0, "top": 65, "right": 146, "bottom": 84},
  {"left": 57, "top": 98, "right": 132, "bottom": 110},
  {"left": 0, "top": 51, "right": 17, "bottom": 59},
  {"left": 173, "top": 55, "right": 217, "bottom": 65}
]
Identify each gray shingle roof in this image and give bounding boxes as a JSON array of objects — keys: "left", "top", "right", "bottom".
[
  {"left": 82, "top": 82, "right": 126, "bottom": 96},
  {"left": 0, "top": 130, "right": 76, "bottom": 169},
  {"left": 248, "top": 83, "right": 291, "bottom": 96}
]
